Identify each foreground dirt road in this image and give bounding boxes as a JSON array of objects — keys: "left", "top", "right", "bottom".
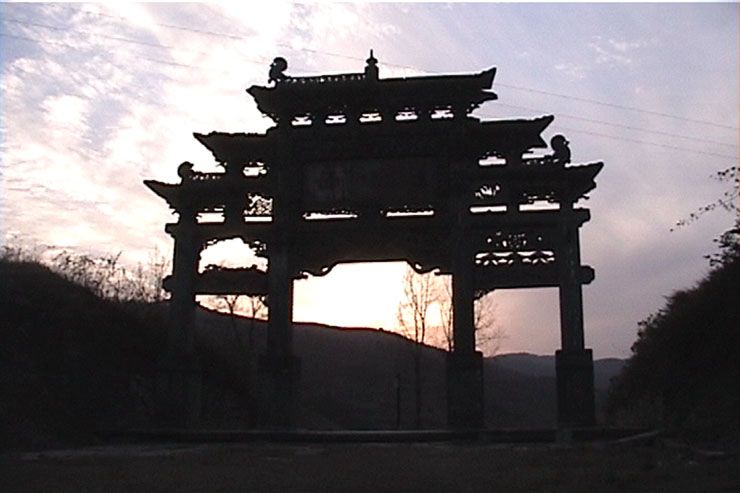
[{"left": 2, "top": 441, "right": 739, "bottom": 492}]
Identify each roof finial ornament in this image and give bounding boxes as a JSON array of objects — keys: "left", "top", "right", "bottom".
[
  {"left": 550, "top": 134, "right": 571, "bottom": 164},
  {"left": 365, "top": 49, "right": 378, "bottom": 81},
  {"left": 269, "top": 57, "right": 288, "bottom": 85}
]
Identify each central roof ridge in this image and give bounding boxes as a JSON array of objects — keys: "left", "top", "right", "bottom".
[{"left": 249, "top": 52, "right": 498, "bottom": 124}]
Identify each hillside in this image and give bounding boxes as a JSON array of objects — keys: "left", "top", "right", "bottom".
[
  {"left": 197, "top": 309, "right": 623, "bottom": 430},
  {"left": 1, "top": 257, "right": 623, "bottom": 450},
  {"left": 606, "top": 243, "right": 740, "bottom": 437},
  {"left": 0, "top": 259, "right": 165, "bottom": 449}
]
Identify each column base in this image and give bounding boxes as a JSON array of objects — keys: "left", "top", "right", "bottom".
[
  {"left": 155, "top": 354, "right": 202, "bottom": 428},
  {"left": 555, "top": 348, "right": 596, "bottom": 427},
  {"left": 257, "top": 353, "right": 301, "bottom": 428},
  {"left": 446, "top": 351, "right": 484, "bottom": 429}
]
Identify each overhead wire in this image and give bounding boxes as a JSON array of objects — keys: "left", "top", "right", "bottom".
[
  {"left": 4, "top": 17, "right": 184, "bottom": 52},
  {"left": 0, "top": 31, "right": 265, "bottom": 79},
  {"left": 14, "top": 4, "right": 739, "bottom": 131},
  {"left": 550, "top": 126, "right": 738, "bottom": 161},
  {"left": 54, "top": 2, "right": 253, "bottom": 41},
  {"left": 495, "top": 84, "right": 737, "bottom": 131},
  {"left": 2, "top": 17, "right": 272, "bottom": 73},
  {"left": 2, "top": 9, "right": 738, "bottom": 161},
  {"left": 4, "top": 33, "right": 736, "bottom": 165},
  {"left": 487, "top": 103, "right": 738, "bottom": 149},
  {"left": 481, "top": 106, "right": 739, "bottom": 161},
  {"left": 3, "top": 9, "right": 731, "bottom": 130},
  {"left": 52, "top": 3, "right": 384, "bottom": 66}
]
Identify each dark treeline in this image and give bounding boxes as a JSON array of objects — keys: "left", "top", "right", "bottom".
[
  {"left": 0, "top": 256, "right": 166, "bottom": 449},
  {"left": 0, "top": 250, "right": 257, "bottom": 449},
  {"left": 606, "top": 227, "right": 740, "bottom": 438}
]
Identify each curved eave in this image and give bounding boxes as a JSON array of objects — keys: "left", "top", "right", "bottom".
[
  {"left": 469, "top": 161, "right": 603, "bottom": 185},
  {"left": 382, "top": 67, "right": 497, "bottom": 93},
  {"left": 568, "top": 161, "right": 604, "bottom": 181},
  {"left": 478, "top": 115, "right": 555, "bottom": 151},
  {"left": 144, "top": 180, "right": 180, "bottom": 209},
  {"left": 145, "top": 176, "right": 273, "bottom": 212},
  {"left": 567, "top": 161, "right": 604, "bottom": 197},
  {"left": 194, "top": 131, "right": 271, "bottom": 165}
]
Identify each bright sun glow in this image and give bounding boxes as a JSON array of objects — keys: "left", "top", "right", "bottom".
[{"left": 294, "top": 262, "right": 407, "bottom": 330}]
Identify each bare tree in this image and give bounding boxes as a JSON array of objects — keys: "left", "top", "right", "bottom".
[
  {"left": 212, "top": 293, "right": 266, "bottom": 427},
  {"left": 438, "top": 279, "right": 455, "bottom": 352},
  {"left": 46, "top": 247, "right": 171, "bottom": 303},
  {"left": 672, "top": 165, "right": 738, "bottom": 230},
  {"left": 437, "top": 280, "right": 504, "bottom": 357},
  {"left": 473, "top": 293, "right": 505, "bottom": 357},
  {"left": 133, "top": 246, "right": 170, "bottom": 303},
  {"left": 397, "top": 267, "right": 439, "bottom": 347},
  {"left": 396, "top": 266, "right": 445, "bottom": 428}
]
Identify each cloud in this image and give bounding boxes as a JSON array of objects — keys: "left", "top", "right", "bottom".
[
  {"left": 588, "top": 38, "right": 634, "bottom": 66},
  {"left": 41, "top": 94, "right": 90, "bottom": 137},
  {"left": 554, "top": 62, "right": 587, "bottom": 80},
  {"left": 609, "top": 39, "right": 645, "bottom": 53}
]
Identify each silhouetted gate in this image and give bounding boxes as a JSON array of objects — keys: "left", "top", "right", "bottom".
[{"left": 146, "top": 52, "right": 602, "bottom": 428}]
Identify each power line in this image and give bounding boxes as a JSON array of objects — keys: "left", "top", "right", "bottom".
[
  {"left": 552, "top": 125, "right": 739, "bottom": 161},
  {"left": 496, "top": 84, "right": 738, "bottom": 131},
  {"left": 55, "top": 3, "right": 251, "bottom": 41},
  {"left": 53, "top": 3, "right": 373, "bottom": 65},
  {"left": 486, "top": 103, "right": 738, "bottom": 149},
  {"left": 3, "top": 14, "right": 354, "bottom": 80},
  {"left": 4, "top": 17, "right": 177, "bottom": 52},
  {"left": 2, "top": 17, "right": 271, "bottom": 70},
  {"left": 3, "top": 19, "right": 738, "bottom": 162},
  {"left": 34, "top": 3, "right": 740, "bottom": 131},
  {"left": 0, "top": 31, "right": 197, "bottom": 73},
  {"left": 0, "top": 31, "right": 263, "bottom": 77}
]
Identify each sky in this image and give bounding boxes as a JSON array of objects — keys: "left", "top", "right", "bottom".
[{"left": 1, "top": 2, "right": 737, "bottom": 359}]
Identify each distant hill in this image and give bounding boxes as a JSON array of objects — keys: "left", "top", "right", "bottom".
[
  {"left": 487, "top": 352, "right": 624, "bottom": 425},
  {"left": 492, "top": 353, "right": 556, "bottom": 378},
  {"left": 197, "top": 311, "right": 624, "bottom": 430},
  {"left": 488, "top": 353, "right": 624, "bottom": 390},
  {"left": 1, "top": 257, "right": 624, "bottom": 450}
]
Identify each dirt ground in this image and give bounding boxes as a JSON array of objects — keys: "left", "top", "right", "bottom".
[{"left": 2, "top": 441, "right": 739, "bottom": 492}]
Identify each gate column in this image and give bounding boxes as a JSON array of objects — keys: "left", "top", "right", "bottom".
[
  {"left": 447, "top": 268, "right": 484, "bottom": 429},
  {"left": 157, "top": 218, "right": 202, "bottom": 427},
  {"left": 555, "top": 207, "right": 596, "bottom": 427},
  {"left": 258, "top": 133, "right": 300, "bottom": 428},
  {"left": 258, "top": 245, "right": 299, "bottom": 428},
  {"left": 447, "top": 176, "right": 484, "bottom": 429}
]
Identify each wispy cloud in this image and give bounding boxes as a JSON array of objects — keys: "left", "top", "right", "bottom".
[
  {"left": 588, "top": 36, "right": 640, "bottom": 66},
  {"left": 554, "top": 62, "right": 588, "bottom": 80}
]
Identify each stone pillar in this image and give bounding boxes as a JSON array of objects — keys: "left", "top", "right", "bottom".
[
  {"left": 446, "top": 194, "right": 484, "bottom": 428},
  {"left": 555, "top": 348, "right": 595, "bottom": 427},
  {"left": 258, "top": 246, "right": 299, "bottom": 428},
  {"left": 447, "top": 268, "right": 484, "bottom": 428},
  {"left": 446, "top": 348, "right": 483, "bottom": 429},
  {"left": 258, "top": 133, "right": 300, "bottom": 428},
  {"left": 158, "top": 221, "right": 202, "bottom": 427},
  {"left": 555, "top": 215, "right": 595, "bottom": 427},
  {"left": 224, "top": 163, "right": 245, "bottom": 226}
]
